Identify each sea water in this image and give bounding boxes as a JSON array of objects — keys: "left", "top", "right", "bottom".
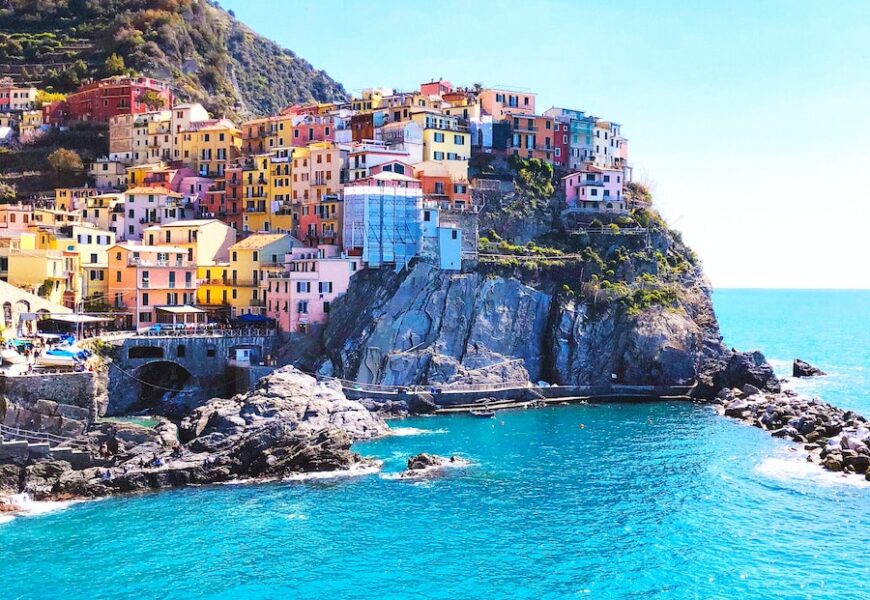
[{"left": 1, "top": 290, "right": 868, "bottom": 599}]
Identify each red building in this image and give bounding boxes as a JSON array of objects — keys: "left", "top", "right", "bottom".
[
  {"left": 66, "top": 76, "right": 173, "bottom": 123},
  {"left": 202, "top": 167, "right": 244, "bottom": 231},
  {"left": 553, "top": 121, "right": 569, "bottom": 168}
]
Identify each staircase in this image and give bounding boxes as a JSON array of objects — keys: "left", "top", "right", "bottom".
[{"left": 0, "top": 424, "right": 93, "bottom": 467}]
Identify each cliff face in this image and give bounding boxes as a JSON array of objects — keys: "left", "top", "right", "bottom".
[{"left": 318, "top": 228, "right": 725, "bottom": 389}]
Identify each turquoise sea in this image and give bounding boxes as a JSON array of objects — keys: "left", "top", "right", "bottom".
[{"left": 1, "top": 289, "right": 868, "bottom": 599}]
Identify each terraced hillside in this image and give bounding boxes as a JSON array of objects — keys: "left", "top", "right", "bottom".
[{"left": 0, "top": 0, "right": 347, "bottom": 119}]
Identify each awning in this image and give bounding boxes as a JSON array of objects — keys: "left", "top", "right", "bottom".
[
  {"left": 155, "top": 305, "right": 206, "bottom": 315},
  {"left": 44, "top": 314, "right": 114, "bottom": 324}
]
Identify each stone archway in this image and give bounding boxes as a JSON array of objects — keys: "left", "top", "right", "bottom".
[{"left": 107, "top": 360, "right": 195, "bottom": 417}]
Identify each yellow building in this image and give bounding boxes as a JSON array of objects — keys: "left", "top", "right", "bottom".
[
  {"left": 5, "top": 233, "right": 80, "bottom": 307},
  {"left": 177, "top": 118, "right": 242, "bottom": 177},
  {"left": 55, "top": 187, "right": 100, "bottom": 212},
  {"left": 33, "top": 208, "right": 82, "bottom": 229},
  {"left": 132, "top": 109, "right": 173, "bottom": 165},
  {"left": 410, "top": 110, "right": 470, "bottom": 180},
  {"left": 142, "top": 219, "right": 236, "bottom": 266},
  {"left": 239, "top": 155, "right": 272, "bottom": 233},
  {"left": 225, "top": 233, "right": 301, "bottom": 316},
  {"left": 19, "top": 110, "right": 43, "bottom": 138}
]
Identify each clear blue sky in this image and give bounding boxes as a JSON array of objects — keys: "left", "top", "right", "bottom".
[{"left": 220, "top": 0, "right": 870, "bottom": 288}]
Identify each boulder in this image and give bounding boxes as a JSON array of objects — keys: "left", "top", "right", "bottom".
[
  {"left": 793, "top": 359, "right": 826, "bottom": 378},
  {"left": 406, "top": 453, "right": 446, "bottom": 471}
]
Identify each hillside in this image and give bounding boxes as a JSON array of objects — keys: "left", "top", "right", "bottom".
[{"left": 0, "top": 0, "right": 347, "bottom": 119}]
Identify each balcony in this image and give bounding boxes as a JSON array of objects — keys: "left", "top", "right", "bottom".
[{"left": 129, "top": 258, "right": 195, "bottom": 268}]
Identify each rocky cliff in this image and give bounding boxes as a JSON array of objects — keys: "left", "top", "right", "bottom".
[{"left": 311, "top": 209, "right": 731, "bottom": 392}]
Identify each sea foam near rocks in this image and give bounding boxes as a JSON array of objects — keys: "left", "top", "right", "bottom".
[{"left": 388, "top": 427, "right": 448, "bottom": 437}]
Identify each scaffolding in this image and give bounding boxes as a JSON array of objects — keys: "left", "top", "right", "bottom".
[{"left": 343, "top": 184, "right": 422, "bottom": 270}]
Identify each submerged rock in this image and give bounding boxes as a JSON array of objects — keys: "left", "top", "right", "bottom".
[{"left": 793, "top": 359, "right": 827, "bottom": 378}]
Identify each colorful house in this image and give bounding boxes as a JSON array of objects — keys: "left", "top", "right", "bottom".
[
  {"left": 413, "top": 160, "right": 470, "bottom": 210},
  {"left": 562, "top": 166, "right": 626, "bottom": 213},
  {"left": 123, "top": 187, "right": 195, "bottom": 241},
  {"left": 292, "top": 142, "right": 344, "bottom": 245},
  {"left": 177, "top": 119, "right": 242, "bottom": 177},
  {"left": 226, "top": 233, "right": 302, "bottom": 316},
  {"left": 72, "top": 225, "right": 116, "bottom": 304},
  {"left": 66, "top": 76, "right": 173, "bottom": 123},
  {"left": 107, "top": 242, "right": 199, "bottom": 329},
  {"left": 478, "top": 88, "right": 537, "bottom": 120},
  {"left": 265, "top": 244, "right": 359, "bottom": 333}
]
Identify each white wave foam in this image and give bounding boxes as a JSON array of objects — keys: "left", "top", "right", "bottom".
[
  {"left": 282, "top": 462, "right": 382, "bottom": 482},
  {"left": 1, "top": 493, "right": 74, "bottom": 518},
  {"left": 381, "top": 457, "right": 473, "bottom": 480},
  {"left": 388, "top": 427, "right": 448, "bottom": 437},
  {"left": 0, "top": 514, "right": 14, "bottom": 525},
  {"left": 286, "top": 513, "right": 308, "bottom": 520},
  {"left": 755, "top": 457, "right": 870, "bottom": 488}
]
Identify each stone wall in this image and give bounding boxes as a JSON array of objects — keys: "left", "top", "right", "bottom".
[{"left": 0, "top": 371, "right": 106, "bottom": 419}]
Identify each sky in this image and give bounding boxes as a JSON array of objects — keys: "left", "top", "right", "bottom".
[{"left": 220, "top": 0, "right": 870, "bottom": 289}]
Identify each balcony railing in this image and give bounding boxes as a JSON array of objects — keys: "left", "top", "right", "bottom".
[{"left": 129, "top": 258, "right": 195, "bottom": 267}]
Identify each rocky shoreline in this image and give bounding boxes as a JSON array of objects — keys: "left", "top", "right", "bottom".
[
  {"left": 2, "top": 351, "right": 865, "bottom": 517},
  {"left": 0, "top": 367, "right": 389, "bottom": 512},
  {"left": 708, "top": 356, "right": 870, "bottom": 479}
]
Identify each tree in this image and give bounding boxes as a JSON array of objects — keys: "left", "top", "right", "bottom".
[
  {"left": 141, "top": 89, "right": 166, "bottom": 110},
  {"left": 47, "top": 148, "right": 83, "bottom": 173},
  {"left": 104, "top": 53, "right": 127, "bottom": 75},
  {"left": 0, "top": 182, "right": 16, "bottom": 202},
  {"left": 35, "top": 89, "right": 66, "bottom": 109}
]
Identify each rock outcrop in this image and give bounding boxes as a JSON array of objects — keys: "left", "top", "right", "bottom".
[
  {"left": 793, "top": 359, "right": 827, "bottom": 378},
  {"left": 717, "top": 387, "right": 870, "bottom": 477},
  {"left": 0, "top": 367, "right": 387, "bottom": 503},
  {"left": 319, "top": 261, "right": 724, "bottom": 389}
]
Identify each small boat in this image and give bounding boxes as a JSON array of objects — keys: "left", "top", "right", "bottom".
[
  {"left": 1, "top": 348, "right": 25, "bottom": 364},
  {"left": 470, "top": 409, "right": 496, "bottom": 418},
  {"left": 37, "top": 348, "right": 80, "bottom": 368}
]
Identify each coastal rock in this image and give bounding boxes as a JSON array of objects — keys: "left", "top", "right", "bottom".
[
  {"left": 793, "top": 359, "right": 827, "bottom": 378},
  {"left": 407, "top": 453, "right": 446, "bottom": 471},
  {"left": 1, "top": 366, "right": 388, "bottom": 504}
]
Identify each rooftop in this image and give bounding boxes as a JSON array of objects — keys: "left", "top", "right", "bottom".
[{"left": 230, "top": 233, "right": 291, "bottom": 250}]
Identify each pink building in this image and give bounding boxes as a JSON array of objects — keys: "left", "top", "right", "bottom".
[
  {"left": 562, "top": 166, "right": 626, "bottom": 213},
  {"left": 108, "top": 242, "right": 200, "bottom": 329},
  {"left": 291, "top": 113, "right": 335, "bottom": 147},
  {"left": 0, "top": 203, "right": 33, "bottom": 231},
  {"left": 265, "top": 244, "right": 359, "bottom": 333},
  {"left": 179, "top": 176, "right": 213, "bottom": 205}
]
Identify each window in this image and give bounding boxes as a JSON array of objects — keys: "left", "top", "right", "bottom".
[
  {"left": 434, "top": 182, "right": 445, "bottom": 195},
  {"left": 433, "top": 132, "right": 445, "bottom": 143},
  {"left": 297, "top": 300, "right": 308, "bottom": 314},
  {"left": 296, "top": 281, "right": 311, "bottom": 293},
  {"left": 142, "top": 293, "right": 149, "bottom": 306},
  {"left": 603, "top": 175, "right": 610, "bottom": 183},
  {"left": 452, "top": 230, "right": 458, "bottom": 240},
  {"left": 323, "top": 301, "right": 331, "bottom": 313},
  {"left": 318, "top": 281, "right": 333, "bottom": 293},
  {"left": 433, "top": 151, "right": 444, "bottom": 160},
  {"left": 454, "top": 134, "right": 464, "bottom": 144}
]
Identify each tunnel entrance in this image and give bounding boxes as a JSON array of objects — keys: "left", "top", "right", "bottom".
[{"left": 130, "top": 361, "right": 194, "bottom": 415}]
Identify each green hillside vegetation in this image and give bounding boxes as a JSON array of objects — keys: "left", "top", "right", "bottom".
[{"left": 0, "top": 0, "right": 347, "bottom": 119}]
